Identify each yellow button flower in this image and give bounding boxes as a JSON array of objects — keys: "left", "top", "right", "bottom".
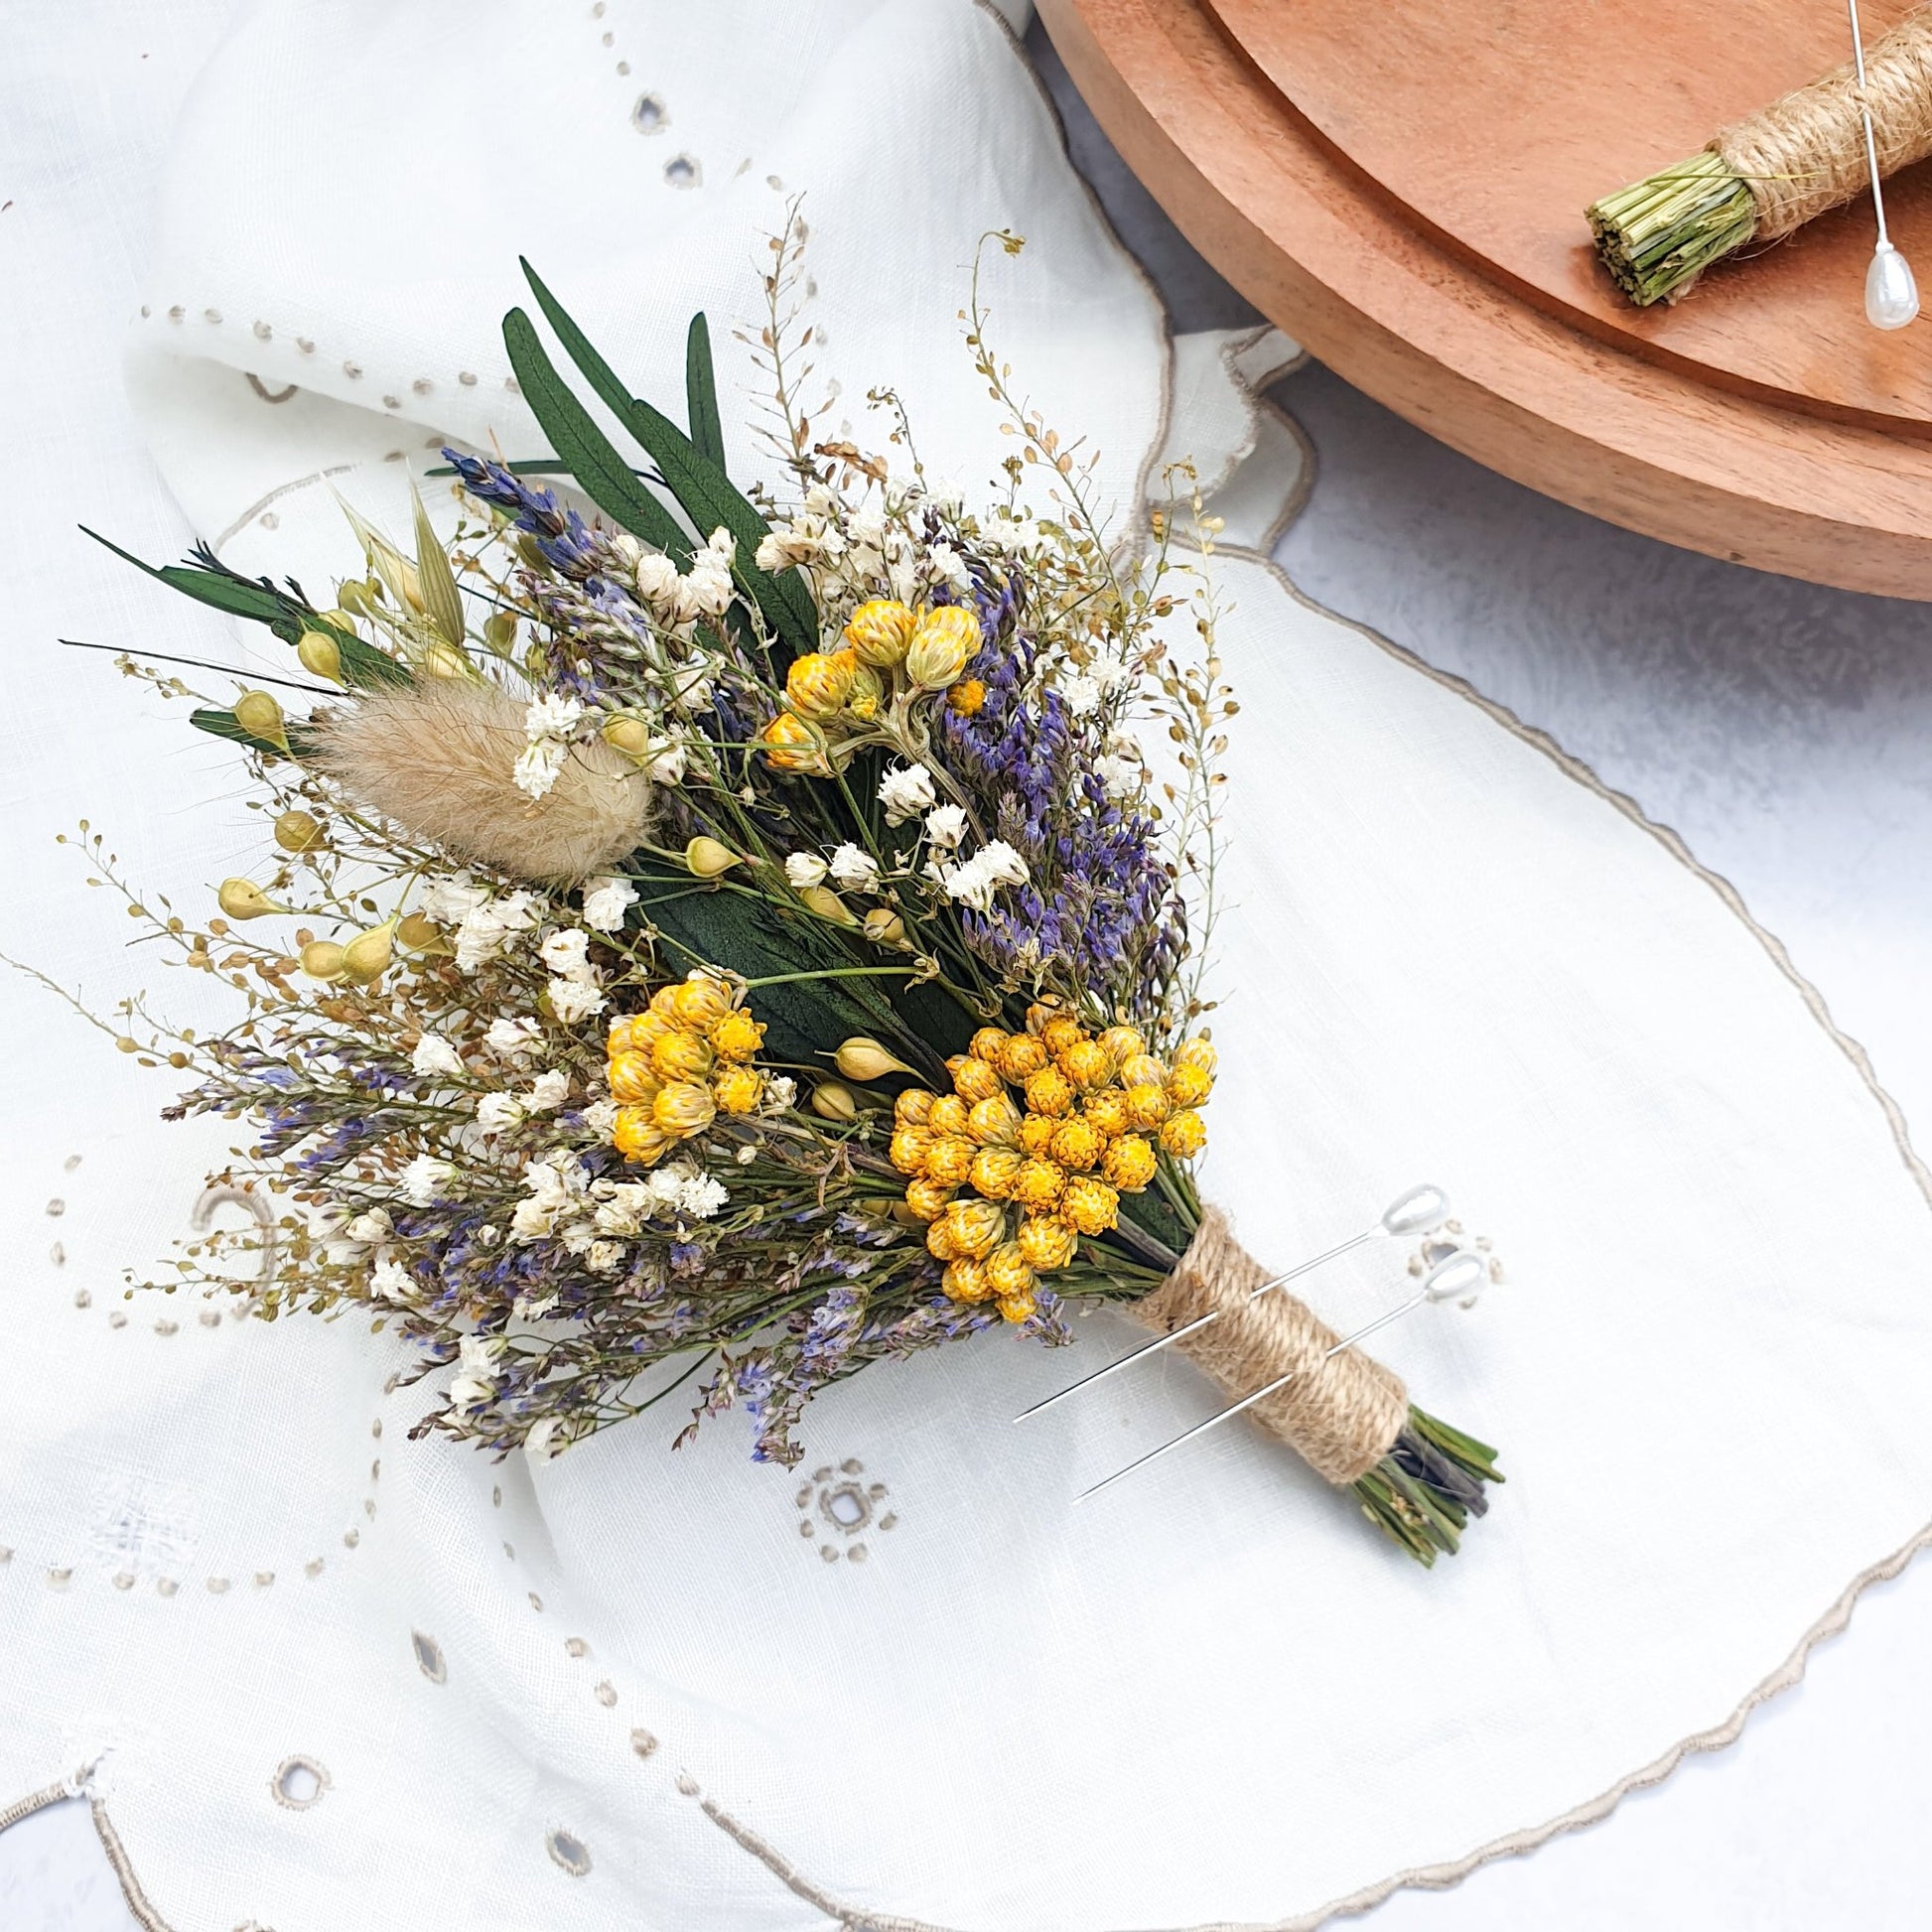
[
  {"left": 1024, "top": 1067, "right": 1075, "bottom": 1117},
  {"left": 904, "top": 604, "right": 982, "bottom": 689},
  {"left": 925, "top": 1218, "right": 961, "bottom": 1262},
  {"left": 614, "top": 1107, "right": 672, "bottom": 1166},
  {"left": 889, "top": 1126, "right": 935, "bottom": 1175},
  {"left": 1167, "top": 1062, "right": 1213, "bottom": 1108},
  {"left": 712, "top": 1065, "right": 764, "bottom": 1115},
  {"left": 942, "top": 1197, "right": 1007, "bottom": 1260},
  {"left": 1097, "top": 1025, "right": 1146, "bottom": 1070},
  {"left": 969, "top": 1026, "right": 1010, "bottom": 1063},
  {"left": 1172, "top": 1037, "right": 1218, "bottom": 1078},
  {"left": 1058, "top": 1038, "right": 1112, "bottom": 1092},
  {"left": 904, "top": 1176, "right": 957, "bottom": 1222},
  {"left": 608, "top": 1051, "right": 661, "bottom": 1103},
  {"left": 1011, "top": 1159, "right": 1066, "bottom": 1212},
  {"left": 711, "top": 1010, "right": 765, "bottom": 1062},
  {"left": 650, "top": 1030, "right": 715, "bottom": 1083},
  {"left": 1082, "top": 1089, "right": 1132, "bottom": 1139},
  {"left": 927, "top": 1094, "right": 971, "bottom": 1138},
  {"left": 784, "top": 646, "right": 859, "bottom": 719},
  {"left": 843, "top": 597, "right": 918, "bottom": 667},
  {"left": 997, "top": 1289, "right": 1038, "bottom": 1325},
  {"left": 1125, "top": 1081, "right": 1172, "bottom": 1130},
  {"left": 1018, "top": 1215, "right": 1077, "bottom": 1271},
  {"left": 1048, "top": 1117, "right": 1106, "bottom": 1173},
  {"left": 923, "top": 1136, "right": 976, "bottom": 1186},
  {"left": 1120, "top": 1052, "right": 1168, "bottom": 1090},
  {"left": 671, "top": 974, "right": 736, "bottom": 1031},
  {"left": 651, "top": 1082, "right": 717, "bottom": 1138},
  {"left": 950, "top": 1056, "right": 1006, "bottom": 1104},
  {"left": 1160, "top": 1109, "right": 1207, "bottom": 1159},
  {"left": 759, "top": 710, "right": 830, "bottom": 775},
  {"left": 997, "top": 1033, "right": 1049, "bottom": 1082},
  {"left": 946, "top": 677, "right": 987, "bottom": 716},
  {"left": 969, "top": 1146, "right": 1025, "bottom": 1200},
  {"left": 1102, "top": 1133, "right": 1158, "bottom": 1192},
  {"left": 1059, "top": 1174, "right": 1120, "bottom": 1236},
  {"left": 1017, "top": 1113, "right": 1060, "bottom": 1158},
  {"left": 943, "top": 1257, "right": 995, "bottom": 1304},
  {"left": 1040, "top": 1014, "right": 1086, "bottom": 1057},
  {"left": 986, "top": 1242, "right": 1035, "bottom": 1301},
  {"left": 966, "top": 1094, "right": 1024, "bottom": 1147},
  {"left": 894, "top": 1087, "right": 937, "bottom": 1128}
]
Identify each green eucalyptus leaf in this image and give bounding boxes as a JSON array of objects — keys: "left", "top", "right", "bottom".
[{"left": 685, "top": 312, "right": 725, "bottom": 469}]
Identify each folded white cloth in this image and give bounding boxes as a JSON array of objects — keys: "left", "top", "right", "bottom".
[{"left": 4, "top": 4, "right": 1930, "bottom": 1929}]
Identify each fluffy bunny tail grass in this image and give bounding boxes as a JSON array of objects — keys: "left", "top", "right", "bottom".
[{"left": 310, "top": 679, "right": 653, "bottom": 884}]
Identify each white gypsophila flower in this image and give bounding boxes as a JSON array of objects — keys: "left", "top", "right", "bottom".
[
  {"left": 784, "top": 851, "right": 829, "bottom": 889},
  {"left": 514, "top": 1291, "right": 560, "bottom": 1319},
  {"left": 581, "top": 876, "right": 638, "bottom": 933},
  {"left": 924, "top": 540, "right": 973, "bottom": 594},
  {"left": 483, "top": 1017, "right": 541, "bottom": 1059},
  {"left": 828, "top": 843, "right": 881, "bottom": 893},
  {"left": 400, "top": 1156, "right": 456, "bottom": 1207},
  {"left": 592, "top": 1183, "right": 651, "bottom": 1237},
  {"left": 1058, "top": 671, "right": 1102, "bottom": 718},
  {"left": 524, "top": 1069, "right": 570, "bottom": 1113},
  {"left": 634, "top": 553, "right": 679, "bottom": 603},
  {"left": 586, "top": 1240, "right": 624, "bottom": 1274},
  {"left": 513, "top": 737, "right": 569, "bottom": 801},
  {"left": 369, "top": 1253, "right": 415, "bottom": 1302},
  {"left": 583, "top": 1098, "right": 620, "bottom": 1139},
  {"left": 421, "top": 874, "right": 490, "bottom": 924},
  {"left": 1095, "top": 753, "right": 1143, "bottom": 800},
  {"left": 763, "top": 1074, "right": 797, "bottom": 1110},
  {"left": 477, "top": 1093, "right": 525, "bottom": 1132},
  {"left": 462, "top": 1332, "right": 506, "bottom": 1372},
  {"left": 923, "top": 802, "right": 968, "bottom": 849},
  {"left": 524, "top": 1415, "right": 562, "bottom": 1460},
  {"left": 453, "top": 891, "right": 541, "bottom": 974},
  {"left": 449, "top": 1371, "right": 493, "bottom": 1413},
  {"left": 645, "top": 735, "right": 688, "bottom": 783},
  {"left": 538, "top": 927, "right": 593, "bottom": 979},
  {"left": 940, "top": 841, "right": 1030, "bottom": 912},
  {"left": 547, "top": 975, "right": 607, "bottom": 1025},
  {"left": 525, "top": 694, "right": 585, "bottom": 740},
  {"left": 558, "top": 1222, "right": 597, "bottom": 1256},
  {"left": 978, "top": 840, "right": 1030, "bottom": 888},
  {"left": 677, "top": 1172, "right": 729, "bottom": 1219},
  {"left": 345, "top": 1207, "right": 392, "bottom": 1246},
  {"left": 411, "top": 1035, "right": 466, "bottom": 1079},
  {"left": 878, "top": 761, "right": 936, "bottom": 824}
]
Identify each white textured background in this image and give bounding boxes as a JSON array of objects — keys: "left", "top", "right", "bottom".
[{"left": 3, "top": 7, "right": 1929, "bottom": 1926}]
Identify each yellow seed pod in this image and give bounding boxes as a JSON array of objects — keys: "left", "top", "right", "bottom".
[
  {"left": 1018, "top": 1214, "right": 1077, "bottom": 1272},
  {"left": 894, "top": 1087, "right": 938, "bottom": 1128},
  {"left": 1040, "top": 1014, "right": 1086, "bottom": 1057},
  {"left": 602, "top": 716, "right": 651, "bottom": 759},
  {"left": 903, "top": 1176, "right": 956, "bottom": 1222},
  {"left": 650, "top": 1030, "right": 715, "bottom": 1083},
  {"left": 835, "top": 1036, "right": 914, "bottom": 1081},
  {"left": 1160, "top": 1109, "right": 1207, "bottom": 1160},
  {"left": 712, "top": 1065, "right": 764, "bottom": 1115},
  {"left": 299, "top": 939, "right": 347, "bottom": 982},
  {"left": 942, "top": 1197, "right": 1006, "bottom": 1260},
  {"left": 395, "top": 911, "right": 448, "bottom": 955},
  {"left": 1059, "top": 1174, "right": 1120, "bottom": 1236},
  {"left": 273, "top": 809, "right": 324, "bottom": 854},
  {"left": 905, "top": 604, "right": 982, "bottom": 689},
  {"left": 684, "top": 836, "right": 741, "bottom": 880},
  {"left": 341, "top": 920, "right": 395, "bottom": 983},
  {"left": 969, "top": 1027, "right": 1010, "bottom": 1063},
  {"left": 671, "top": 974, "right": 736, "bottom": 1030},
  {"left": 1121, "top": 1053, "right": 1168, "bottom": 1090},
  {"left": 924, "top": 1218, "right": 962, "bottom": 1262},
  {"left": 986, "top": 1242, "right": 1035, "bottom": 1300},
  {"left": 232, "top": 689, "right": 289, "bottom": 751},
  {"left": 1083, "top": 1089, "right": 1132, "bottom": 1140},
  {"left": 997, "top": 1288, "right": 1039, "bottom": 1325},
  {"left": 863, "top": 907, "right": 908, "bottom": 949},
  {"left": 1102, "top": 1133, "right": 1158, "bottom": 1192},
  {"left": 216, "top": 878, "right": 280, "bottom": 921},
  {"left": 969, "top": 1145, "right": 1025, "bottom": 1200},
  {"left": 966, "top": 1094, "right": 1023, "bottom": 1147},
  {"left": 1125, "top": 1081, "right": 1172, "bottom": 1130},
  {"left": 843, "top": 598, "right": 918, "bottom": 667},
  {"left": 652, "top": 1081, "right": 717, "bottom": 1138},
  {"left": 946, "top": 677, "right": 987, "bottom": 717},
  {"left": 951, "top": 1056, "right": 1005, "bottom": 1104},
  {"left": 1097, "top": 1025, "right": 1146, "bottom": 1070},
  {"left": 1058, "top": 1038, "right": 1112, "bottom": 1092},
  {"left": 295, "top": 628, "right": 344, "bottom": 685},
  {"left": 416, "top": 638, "right": 472, "bottom": 680},
  {"left": 846, "top": 662, "right": 885, "bottom": 722},
  {"left": 483, "top": 610, "right": 518, "bottom": 656},
  {"left": 809, "top": 1081, "right": 859, "bottom": 1123},
  {"left": 710, "top": 1010, "right": 765, "bottom": 1061},
  {"left": 1017, "top": 1113, "right": 1059, "bottom": 1158},
  {"left": 1023, "top": 1066, "right": 1075, "bottom": 1118},
  {"left": 1011, "top": 1159, "right": 1066, "bottom": 1213},
  {"left": 1048, "top": 1117, "right": 1106, "bottom": 1173},
  {"left": 942, "top": 1257, "right": 995, "bottom": 1304},
  {"left": 923, "top": 1135, "right": 976, "bottom": 1186},
  {"left": 927, "top": 1094, "right": 971, "bottom": 1139},
  {"left": 889, "top": 1126, "right": 935, "bottom": 1175},
  {"left": 608, "top": 1051, "right": 661, "bottom": 1103},
  {"left": 996, "top": 1033, "right": 1049, "bottom": 1082},
  {"left": 799, "top": 885, "right": 858, "bottom": 925},
  {"left": 1167, "top": 1062, "right": 1214, "bottom": 1108},
  {"left": 759, "top": 710, "right": 830, "bottom": 775},
  {"left": 1172, "top": 1037, "right": 1219, "bottom": 1078},
  {"left": 614, "top": 1107, "right": 672, "bottom": 1166},
  {"left": 784, "top": 647, "right": 858, "bottom": 720}
]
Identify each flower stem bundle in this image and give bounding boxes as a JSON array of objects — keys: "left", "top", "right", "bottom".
[{"left": 58, "top": 223, "right": 1499, "bottom": 1565}]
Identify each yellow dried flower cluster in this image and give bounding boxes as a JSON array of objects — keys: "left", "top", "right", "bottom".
[
  {"left": 759, "top": 599, "right": 987, "bottom": 773},
  {"left": 606, "top": 972, "right": 768, "bottom": 1168},
  {"left": 891, "top": 1006, "right": 1216, "bottom": 1324}
]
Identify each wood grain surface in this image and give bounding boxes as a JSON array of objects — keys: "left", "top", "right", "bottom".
[{"left": 1037, "top": 0, "right": 1932, "bottom": 599}]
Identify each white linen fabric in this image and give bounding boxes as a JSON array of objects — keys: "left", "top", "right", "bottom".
[{"left": 3, "top": 4, "right": 1932, "bottom": 1931}]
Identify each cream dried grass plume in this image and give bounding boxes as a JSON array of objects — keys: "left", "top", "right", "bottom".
[{"left": 310, "top": 678, "right": 653, "bottom": 884}]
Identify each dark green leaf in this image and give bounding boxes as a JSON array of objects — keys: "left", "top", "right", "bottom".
[
  {"left": 685, "top": 313, "right": 725, "bottom": 469},
  {"left": 189, "top": 707, "right": 310, "bottom": 760}
]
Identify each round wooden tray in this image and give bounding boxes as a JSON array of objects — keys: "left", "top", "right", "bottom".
[{"left": 1038, "top": 0, "right": 1932, "bottom": 598}]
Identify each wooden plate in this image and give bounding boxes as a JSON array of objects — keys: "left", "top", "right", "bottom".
[{"left": 1038, "top": 0, "right": 1932, "bottom": 598}]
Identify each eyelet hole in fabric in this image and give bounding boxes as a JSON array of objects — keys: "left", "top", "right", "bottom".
[
  {"left": 631, "top": 92, "right": 667, "bottom": 134},
  {"left": 411, "top": 1631, "right": 447, "bottom": 1684},
  {"left": 270, "top": 1756, "right": 329, "bottom": 1810},
  {"left": 546, "top": 1827, "right": 592, "bottom": 1875}
]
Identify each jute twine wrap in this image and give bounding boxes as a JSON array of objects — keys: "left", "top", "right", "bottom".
[
  {"left": 1130, "top": 1206, "right": 1409, "bottom": 1485},
  {"left": 1714, "top": 7, "right": 1932, "bottom": 241}
]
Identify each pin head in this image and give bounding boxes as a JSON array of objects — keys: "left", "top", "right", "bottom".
[
  {"left": 1381, "top": 1183, "right": 1449, "bottom": 1240},
  {"left": 1422, "top": 1250, "right": 1487, "bottom": 1304},
  {"left": 1866, "top": 241, "right": 1920, "bottom": 330}
]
